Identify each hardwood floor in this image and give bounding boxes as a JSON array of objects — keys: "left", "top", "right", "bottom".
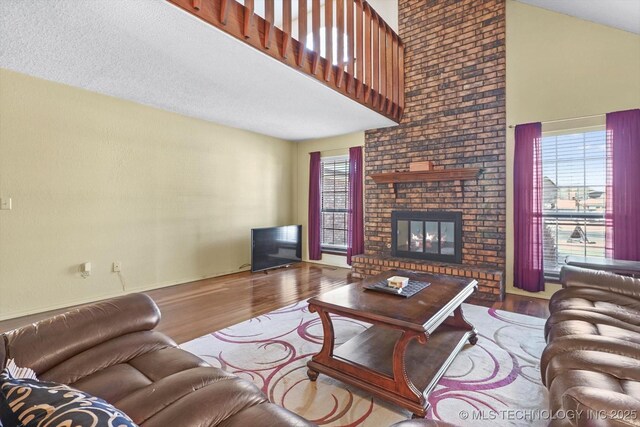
[
  {"left": 491, "top": 292, "right": 550, "bottom": 318},
  {"left": 0, "top": 262, "right": 549, "bottom": 344}
]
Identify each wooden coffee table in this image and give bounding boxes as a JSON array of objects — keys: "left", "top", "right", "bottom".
[{"left": 306, "top": 269, "right": 478, "bottom": 418}]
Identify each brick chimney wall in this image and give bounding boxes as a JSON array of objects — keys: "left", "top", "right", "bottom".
[{"left": 355, "top": 0, "right": 507, "bottom": 301}]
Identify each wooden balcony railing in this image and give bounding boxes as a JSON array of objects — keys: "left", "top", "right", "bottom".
[{"left": 167, "top": 0, "right": 404, "bottom": 122}]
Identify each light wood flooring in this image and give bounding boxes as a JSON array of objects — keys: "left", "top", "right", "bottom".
[{"left": 0, "top": 262, "right": 549, "bottom": 344}]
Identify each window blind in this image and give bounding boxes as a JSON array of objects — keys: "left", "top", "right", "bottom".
[
  {"left": 320, "top": 156, "right": 349, "bottom": 250},
  {"left": 541, "top": 129, "right": 607, "bottom": 277}
]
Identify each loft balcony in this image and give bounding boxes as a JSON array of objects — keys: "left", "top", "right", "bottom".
[
  {"left": 1, "top": 0, "right": 403, "bottom": 140},
  {"left": 168, "top": 0, "right": 404, "bottom": 123}
]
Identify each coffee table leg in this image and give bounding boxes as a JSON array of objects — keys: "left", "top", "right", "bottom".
[
  {"left": 469, "top": 330, "right": 478, "bottom": 345},
  {"left": 411, "top": 407, "right": 431, "bottom": 419},
  {"left": 307, "top": 304, "right": 335, "bottom": 381},
  {"left": 445, "top": 305, "right": 478, "bottom": 345},
  {"left": 392, "top": 330, "right": 428, "bottom": 414},
  {"left": 307, "top": 368, "right": 319, "bottom": 381}
]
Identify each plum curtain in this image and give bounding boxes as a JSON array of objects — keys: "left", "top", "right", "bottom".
[
  {"left": 347, "top": 146, "right": 364, "bottom": 265},
  {"left": 606, "top": 109, "right": 640, "bottom": 261},
  {"left": 308, "top": 152, "right": 322, "bottom": 260},
  {"left": 514, "top": 122, "right": 545, "bottom": 292}
]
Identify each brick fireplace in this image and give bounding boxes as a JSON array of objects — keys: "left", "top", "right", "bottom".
[{"left": 353, "top": 0, "right": 507, "bottom": 302}]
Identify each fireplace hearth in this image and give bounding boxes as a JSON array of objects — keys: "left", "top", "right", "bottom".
[{"left": 391, "top": 211, "right": 462, "bottom": 264}]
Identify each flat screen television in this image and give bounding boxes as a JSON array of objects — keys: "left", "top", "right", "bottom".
[{"left": 251, "top": 225, "right": 302, "bottom": 272}]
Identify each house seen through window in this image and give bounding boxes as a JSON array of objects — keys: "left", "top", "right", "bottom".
[
  {"left": 321, "top": 156, "right": 349, "bottom": 252},
  {"left": 541, "top": 128, "right": 607, "bottom": 278}
]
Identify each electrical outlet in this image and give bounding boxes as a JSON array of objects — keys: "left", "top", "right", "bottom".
[
  {"left": 112, "top": 261, "right": 121, "bottom": 273},
  {"left": 0, "top": 197, "right": 11, "bottom": 210},
  {"left": 80, "top": 262, "right": 91, "bottom": 278}
]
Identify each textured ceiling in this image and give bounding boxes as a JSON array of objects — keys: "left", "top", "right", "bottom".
[
  {"left": 0, "top": 0, "right": 395, "bottom": 141},
  {"left": 516, "top": 0, "right": 640, "bottom": 34}
]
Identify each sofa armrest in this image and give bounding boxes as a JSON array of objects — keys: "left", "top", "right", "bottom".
[
  {"left": 560, "top": 266, "right": 640, "bottom": 299},
  {"left": 3, "top": 293, "right": 160, "bottom": 375},
  {"left": 540, "top": 335, "right": 640, "bottom": 386},
  {"left": 563, "top": 387, "right": 640, "bottom": 427}
]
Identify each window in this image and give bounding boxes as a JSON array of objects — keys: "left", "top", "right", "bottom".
[
  {"left": 321, "top": 156, "right": 349, "bottom": 252},
  {"left": 541, "top": 128, "right": 607, "bottom": 278}
]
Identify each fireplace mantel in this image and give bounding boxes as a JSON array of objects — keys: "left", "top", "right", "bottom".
[
  {"left": 370, "top": 167, "right": 483, "bottom": 196},
  {"left": 370, "top": 167, "right": 483, "bottom": 184}
]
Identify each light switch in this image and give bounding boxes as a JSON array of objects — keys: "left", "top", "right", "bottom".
[{"left": 0, "top": 197, "right": 11, "bottom": 210}]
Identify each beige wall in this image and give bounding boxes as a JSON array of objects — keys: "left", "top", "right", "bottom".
[
  {"left": 0, "top": 69, "right": 295, "bottom": 320},
  {"left": 367, "top": 0, "right": 398, "bottom": 32},
  {"left": 294, "top": 132, "right": 364, "bottom": 269},
  {"left": 290, "top": 0, "right": 398, "bottom": 39},
  {"left": 505, "top": 1, "right": 640, "bottom": 298}
]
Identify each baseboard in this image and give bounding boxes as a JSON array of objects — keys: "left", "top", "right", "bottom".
[
  {"left": 505, "top": 282, "right": 562, "bottom": 300},
  {"left": 0, "top": 267, "right": 252, "bottom": 322},
  {"left": 304, "top": 256, "right": 352, "bottom": 269}
]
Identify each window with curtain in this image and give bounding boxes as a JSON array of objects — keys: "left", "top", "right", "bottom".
[
  {"left": 320, "top": 156, "right": 349, "bottom": 252},
  {"left": 541, "top": 128, "right": 607, "bottom": 278}
]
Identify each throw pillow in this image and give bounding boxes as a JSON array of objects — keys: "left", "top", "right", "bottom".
[
  {"left": 4, "top": 360, "right": 37, "bottom": 381},
  {"left": 0, "top": 370, "right": 138, "bottom": 427}
]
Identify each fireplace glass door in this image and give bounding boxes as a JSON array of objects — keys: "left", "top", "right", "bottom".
[
  {"left": 440, "top": 222, "right": 456, "bottom": 255},
  {"left": 392, "top": 212, "right": 462, "bottom": 264}
]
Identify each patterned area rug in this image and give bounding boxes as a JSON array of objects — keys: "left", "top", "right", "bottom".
[{"left": 181, "top": 301, "right": 548, "bottom": 426}]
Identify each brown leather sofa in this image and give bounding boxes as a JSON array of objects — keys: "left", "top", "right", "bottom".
[
  {"left": 1, "top": 293, "right": 313, "bottom": 426},
  {"left": 1, "top": 293, "right": 454, "bottom": 427},
  {"left": 542, "top": 266, "right": 640, "bottom": 426}
]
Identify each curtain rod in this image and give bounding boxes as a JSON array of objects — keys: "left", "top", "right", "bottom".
[{"left": 508, "top": 113, "right": 605, "bottom": 129}]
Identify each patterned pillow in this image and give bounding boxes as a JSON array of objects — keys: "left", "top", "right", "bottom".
[
  {"left": 4, "top": 360, "right": 37, "bottom": 381},
  {"left": 0, "top": 370, "right": 138, "bottom": 427}
]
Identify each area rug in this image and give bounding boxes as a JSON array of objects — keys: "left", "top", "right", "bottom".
[{"left": 181, "top": 301, "right": 548, "bottom": 427}]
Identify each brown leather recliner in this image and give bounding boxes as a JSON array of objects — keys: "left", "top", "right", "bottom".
[
  {"left": 1, "top": 293, "right": 313, "bottom": 426},
  {"left": 542, "top": 266, "right": 640, "bottom": 427}
]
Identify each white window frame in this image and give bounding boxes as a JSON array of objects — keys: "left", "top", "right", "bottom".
[
  {"left": 540, "top": 126, "right": 607, "bottom": 279},
  {"left": 320, "top": 155, "right": 350, "bottom": 253}
]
